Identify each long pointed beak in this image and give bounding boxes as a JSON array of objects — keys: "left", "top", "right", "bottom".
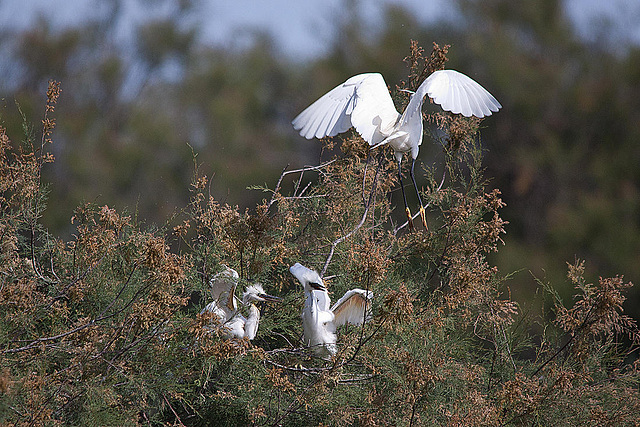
[
  {"left": 309, "top": 282, "right": 327, "bottom": 292},
  {"left": 259, "top": 293, "right": 282, "bottom": 303}
]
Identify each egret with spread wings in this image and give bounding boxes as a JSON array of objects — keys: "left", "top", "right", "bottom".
[
  {"left": 292, "top": 69, "right": 501, "bottom": 229},
  {"left": 290, "top": 262, "right": 372, "bottom": 357}
]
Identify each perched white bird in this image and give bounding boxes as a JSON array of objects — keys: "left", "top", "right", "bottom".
[
  {"left": 221, "top": 283, "right": 281, "bottom": 340},
  {"left": 289, "top": 262, "right": 373, "bottom": 357},
  {"left": 201, "top": 266, "right": 280, "bottom": 340},
  {"left": 292, "top": 69, "right": 501, "bottom": 229}
]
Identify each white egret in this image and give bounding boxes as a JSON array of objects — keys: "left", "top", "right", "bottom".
[
  {"left": 292, "top": 69, "right": 501, "bottom": 229},
  {"left": 201, "top": 265, "right": 240, "bottom": 324},
  {"left": 289, "top": 262, "right": 373, "bottom": 357},
  {"left": 220, "top": 283, "right": 281, "bottom": 340},
  {"left": 201, "top": 266, "right": 280, "bottom": 340}
]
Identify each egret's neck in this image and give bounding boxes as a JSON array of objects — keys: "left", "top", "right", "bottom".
[
  {"left": 305, "top": 290, "right": 317, "bottom": 314},
  {"left": 244, "top": 304, "right": 260, "bottom": 340}
]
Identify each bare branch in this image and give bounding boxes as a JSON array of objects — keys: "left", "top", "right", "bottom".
[
  {"left": 266, "top": 160, "right": 337, "bottom": 210},
  {"left": 321, "top": 155, "right": 384, "bottom": 277}
]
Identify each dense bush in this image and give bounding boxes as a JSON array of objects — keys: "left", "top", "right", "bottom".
[{"left": 1, "top": 45, "right": 639, "bottom": 426}]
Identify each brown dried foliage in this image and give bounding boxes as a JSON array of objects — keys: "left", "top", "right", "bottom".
[
  {"left": 0, "top": 82, "right": 198, "bottom": 425},
  {"left": 558, "top": 260, "right": 637, "bottom": 341},
  {"left": 2, "top": 43, "right": 639, "bottom": 426}
]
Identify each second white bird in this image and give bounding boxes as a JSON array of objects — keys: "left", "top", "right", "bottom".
[{"left": 290, "top": 262, "right": 373, "bottom": 357}]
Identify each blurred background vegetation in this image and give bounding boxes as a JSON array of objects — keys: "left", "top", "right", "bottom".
[{"left": 1, "top": 0, "right": 639, "bottom": 313}]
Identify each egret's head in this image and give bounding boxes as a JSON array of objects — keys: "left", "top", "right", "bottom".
[
  {"left": 242, "top": 283, "right": 281, "bottom": 304},
  {"left": 208, "top": 265, "right": 239, "bottom": 291},
  {"left": 216, "top": 265, "right": 239, "bottom": 281},
  {"left": 289, "top": 262, "right": 327, "bottom": 292}
]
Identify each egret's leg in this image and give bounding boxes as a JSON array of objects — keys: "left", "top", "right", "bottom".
[
  {"left": 398, "top": 159, "right": 413, "bottom": 230},
  {"left": 410, "top": 158, "right": 428, "bottom": 230}
]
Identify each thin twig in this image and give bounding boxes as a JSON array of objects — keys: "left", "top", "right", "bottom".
[
  {"left": 264, "top": 359, "right": 324, "bottom": 374},
  {"left": 163, "top": 394, "right": 187, "bottom": 427},
  {"left": 267, "top": 160, "right": 337, "bottom": 210},
  {"left": 362, "top": 153, "right": 372, "bottom": 205},
  {"left": 267, "top": 164, "right": 290, "bottom": 209},
  {"left": 297, "top": 181, "right": 314, "bottom": 197},
  {"left": 531, "top": 304, "right": 597, "bottom": 378},
  {"left": 293, "top": 165, "right": 304, "bottom": 195},
  {"left": 280, "top": 194, "right": 328, "bottom": 201},
  {"left": 336, "top": 374, "right": 376, "bottom": 384},
  {"left": 321, "top": 154, "right": 384, "bottom": 276}
]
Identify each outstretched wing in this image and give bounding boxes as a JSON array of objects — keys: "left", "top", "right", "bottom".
[
  {"left": 413, "top": 69, "right": 501, "bottom": 118},
  {"left": 292, "top": 73, "right": 400, "bottom": 146},
  {"left": 209, "top": 265, "right": 239, "bottom": 303},
  {"left": 331, "top": 289, "right": 373, "bottom": 328}
]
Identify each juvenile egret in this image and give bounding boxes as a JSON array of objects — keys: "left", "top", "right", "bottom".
[
  {"left": 201, "top": 266, "right": 280, "bottom": 340},
  {"left": 201, "top": 265, "right": 240, "bottom": 324},
  {"left": 220, "top": 283, "right": 281, "bottom": 340},
  {"left": 289, "top": 262, "right": 373, "bottom": 357},
  {"left": 292, "top": 69, "right": 501, "bottom": 229}
]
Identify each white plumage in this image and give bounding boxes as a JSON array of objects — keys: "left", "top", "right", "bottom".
[
  {"left": 290, "top": 262, "right": 373, "bottom": 357},
  {"left": 201, "top": 265, "right": 240, "bottom": 325},
  {"left": 219, "top": 283, "right": 280, "bottom": 340},
  {"left": 292, "top": 69, "right": 501, "bottom": 229},
  {"left": 201, "top": 267, "right": 280, "bottom": 340}
]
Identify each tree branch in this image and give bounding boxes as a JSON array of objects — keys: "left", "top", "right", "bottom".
[{"left": 320, "top": 154, "right": 384, "bottom": 277}]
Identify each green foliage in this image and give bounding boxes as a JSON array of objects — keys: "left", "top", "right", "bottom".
[
  {"left": 2, "top": 44, "right": 639, "bottom": 426},
  {"left": 2, "top": 0, "right": 640, "bottom": 321}
]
